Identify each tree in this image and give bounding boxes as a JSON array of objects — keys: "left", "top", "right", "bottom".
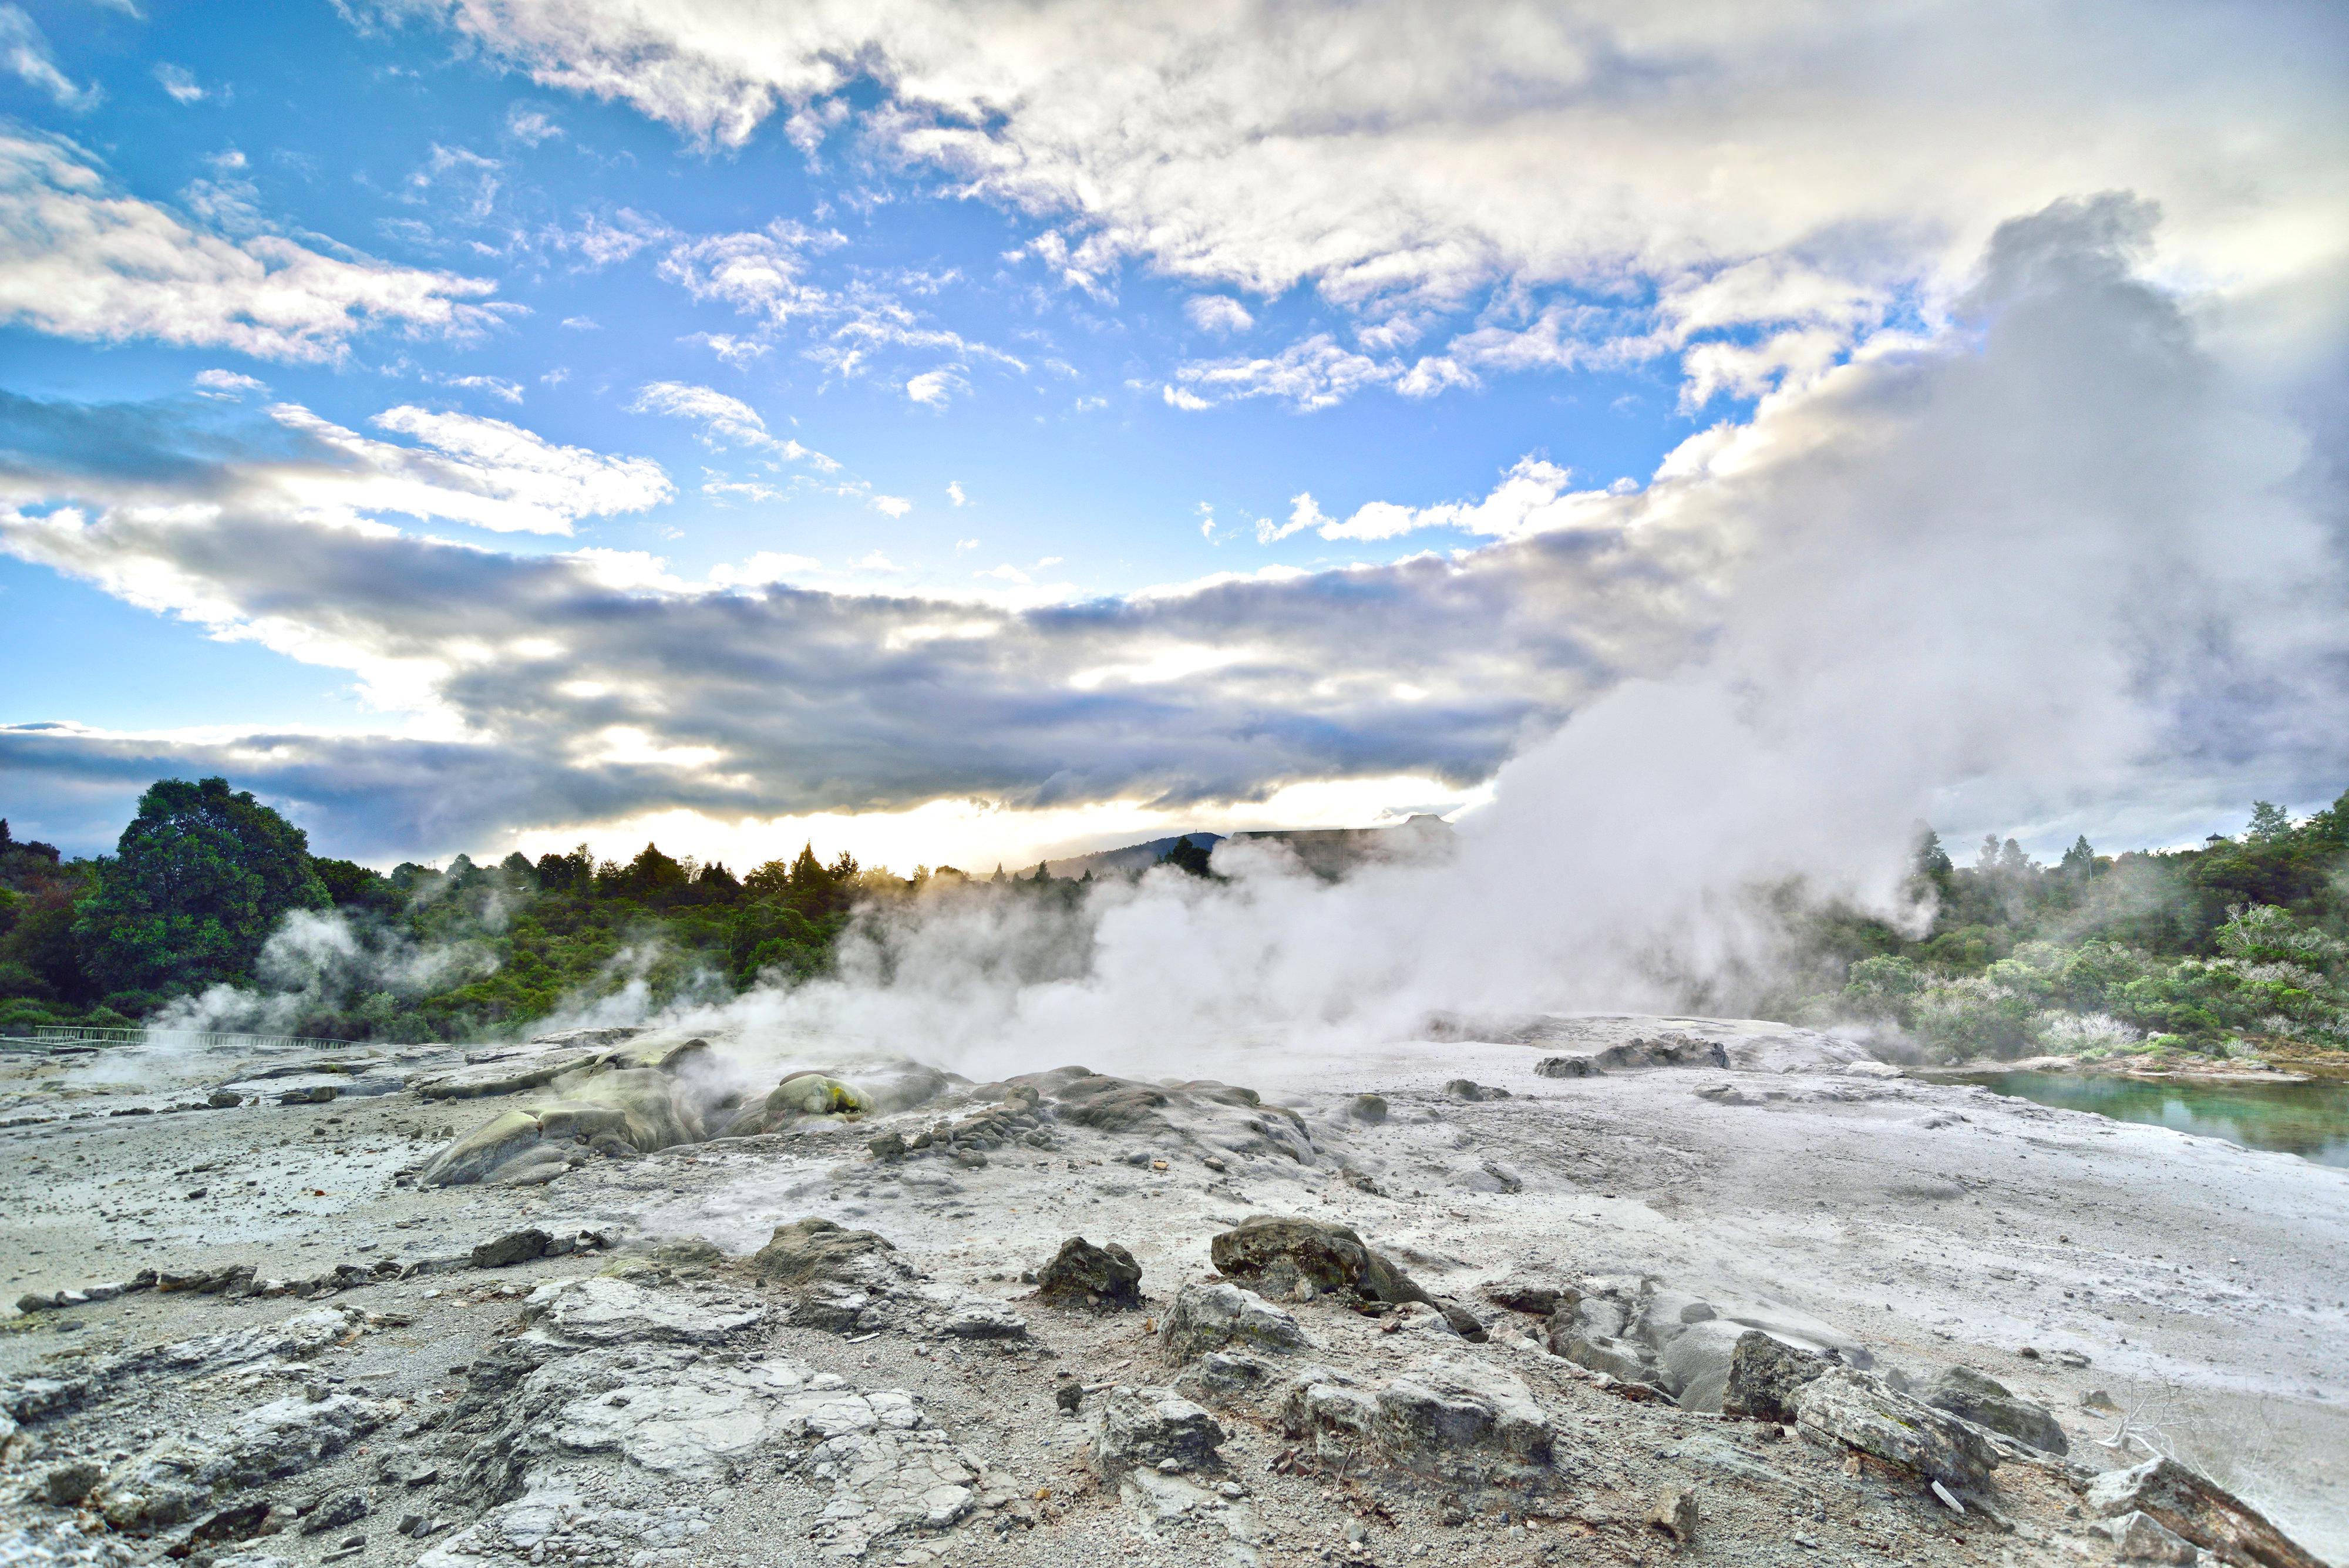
[
  {"left": 2246, "top": 801, "right": 2291, "bottom": 842},
  {"left": 75, "top": 777, "right": 330, "bottom": 998},
  {"left": 1159, "top": 836, "right": 1214, "bottom": 878},
  {"left": 2059, "top": 835, "right": 2096, "bottom": 879},
  {"left": 1911, "top": 827, "right": 1954, "bottom": 880}
]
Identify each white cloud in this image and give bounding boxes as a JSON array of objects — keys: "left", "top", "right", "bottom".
[
  {"left": 270, "top": 402, "right": 674, "bottom": 534},
  {"left": 439, "top": 373, "right": 526, "bottom": 404},
  {"left": 628, "top": 381, "right": 840, "bottom": 470},
  {"left": 553, "top": 207, "right": 669, "bottom": 268},
  {"left": 561, "top": 315, "right": 600, "bottom": 330},
  {"left": 904, "top": 367, "right": 967, "bottom": 406},
  {"left": 706, "top": 550, "right": 819, "bottom": 586},
  {"left": 505, "top": 103, "right": 563, "bottom": 144},
  {"left": 1184, "top": 295, "right": 1253, "bottom": 334},
  {"left": 871, "top": 494, "right": 913, "bottom": 518},
  {"left": 153, "top": 62, "right": 207, "bottom": 104},
  {"left": 1, "top": 6, "right": 97, "bottom": 110},
  {"left": 192, "top": 368, "right": 267, "bottom": 400},
  {"left": 7, "top": 197, "right": 2344, "bottom": 868},
  {"left": 946, "top": 480, "right": 966, "bottom": 506},
  {"left": 1256, "top": 492, "right": 1325, "bottom": 543},
  {"left": 1160, "top": 385, "right": 1210, "bottom": 412},
  {"left": 687, "top": 331, "right": 769, "bottom": 365},
  {"left": 1308, "top": 457, "right": 1586, "bottom": 543},
  {"left": 1170, "top": 334, "right": 1401, "bottom": 411},
  {"left": 422, "top": 0, "right": 2349, "bottom": 408},
  {"left": 658, "top": 220, "right": 841, "bottom": 322},
  {"left": 0, "top": 130, "right": 498, "bottom": 362}
]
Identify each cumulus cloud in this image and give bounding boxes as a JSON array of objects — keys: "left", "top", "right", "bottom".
[
  {"left": 1183, "top": 295, "right": 1252, "bottom": 334},
  {"left": 0, "top": 130, "right": 500, "bottom": 362},
  {"left": 409, "top": 0, "right": 2349, "bottom": 407},
  {"left": 658, "top": 220, "right": 841, "bottom": 322},
  {"left": 2, "top": 200, "right": 2343, "bottom": 875},
  {"left": 904, "top": 367, "right": 965, "bottom": 406}
]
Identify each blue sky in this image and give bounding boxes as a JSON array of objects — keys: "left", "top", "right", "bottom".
[{"left": 2, "top": 1, "right": 2344, "bottom": 872}]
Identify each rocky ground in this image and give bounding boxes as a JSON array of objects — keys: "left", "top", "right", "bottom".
[{"left": 1, "top": 1015, "right": 2343, "bottom": 1568}]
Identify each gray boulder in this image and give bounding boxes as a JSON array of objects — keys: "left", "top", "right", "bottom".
[
  {"left": 1160, "top": 1281, "right": 1311, "bottom": 1364},
  {"left": 1924, "top": 1367, "right": 2067, "bottom": 1455},
  {"left": 1792, "top": 1370, "right": 1998, "bottom": 1492},
  {"left": 751, "top": 1217, "right": 898, "bottom": 1289},
  {"left": 469, "top": 1228, "right": 550, "bottom": 1268},
  {"left": 1096, "top": 1388, "right": 1225, "bottom": 1475},
  {"left": 1035, "top": 1237, "right": 1143, "bottom": 1311},
  {"left": 1208, "top": 1216, "right": 1430, "bottom": 1305},
  {"left": 1721, "top": 1330, "right": 1829, "bottom": 1422},
  {"left": 1281, "top": 1357, "right": 1554, "bottom": 1484}
]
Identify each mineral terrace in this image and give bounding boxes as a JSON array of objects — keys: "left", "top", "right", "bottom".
[{"left": 2, "top": 1016, "right": 2343, "bottom": 1567}]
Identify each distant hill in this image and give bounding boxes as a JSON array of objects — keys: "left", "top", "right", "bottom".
[
  {"left": 1036, "top": 815, "right": 1453, "bottom": 882},
  {"left": 1038, "top": 833, "right": 1227, "bottom": 880}
]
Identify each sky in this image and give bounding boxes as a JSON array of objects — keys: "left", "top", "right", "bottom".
[{"left": 1, "top": 0, "right": 2345, "bottom": 875}]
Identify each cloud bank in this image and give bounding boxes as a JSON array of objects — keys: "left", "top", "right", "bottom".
[
  {"left": 406, "top": 0, "right": 2347, "bottom": 406},
  {"left": 4, "top": 197, "right": 2342, "bottom": 869}
]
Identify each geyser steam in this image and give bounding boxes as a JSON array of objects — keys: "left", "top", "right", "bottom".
[{"left": 669, "top": 194, "right": 2344, "bottom": 1079}]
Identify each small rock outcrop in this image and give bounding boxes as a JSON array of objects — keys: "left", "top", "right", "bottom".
[
  {"left": 2084, "top": 1456, "right": 2327, "bottom": 1568},
  {"left": 1161, "top": 1281, "right": 1311, "bottom": 1364},
  {"left": 1208, "top": 1216, "right": 1431, "bottom": 1305},
  {"left": 751, "top": 1217, "right": 898, "bottom": 1289},
  {"left": 1721, "top": 1330, "right": 1829, "bottom": 1422},
  {"left": 1095, "top": 1388, "right": 1226, "bottom": 1476},
  {"left": 1923, "top": 1367, "right": 2067, "bottom": 1455},
  {"left": 1034, "top": 1237, "right": 1143, "bottom": 1311},
  {"left": 1791, "top": 1370, "right": 1999, "bottom": 1493},
  {"left": 1281, "top": 1356, "right": 1554, "bottom": 1485}
]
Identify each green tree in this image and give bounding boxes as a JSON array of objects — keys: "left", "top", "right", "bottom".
[
  {"left": 1159, "top": 836, "right": 1214, "bottom": 878},
  {"left": 2246, "top": 801, "right": 2291, "bottom": 842},
  {"left": 75, "top": 777, "right": 330, "bottom": 998}
]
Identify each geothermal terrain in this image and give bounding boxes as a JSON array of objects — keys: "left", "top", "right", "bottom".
[{"left": 1, "top": 1018, "right": 2342, "bottom": 1568}]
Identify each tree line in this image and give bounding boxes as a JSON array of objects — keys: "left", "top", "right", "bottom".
[{"left": 5, "top": 777, "right": 2345, "bottom": 1062}]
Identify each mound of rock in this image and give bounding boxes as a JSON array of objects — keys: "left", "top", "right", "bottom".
[
  {"left": 752, "top": 1217, "right": 910, "bottom": 1334},
  {"left": 1540, "top": 1276, "right": 1867, "bottom": 1409},
  {"left": 1793, "top": 1369, "right": 2000, "bottom": 1493},
  {"left": 1094, "top": 1388, "right": 1226, "bottom": 1476},
  {"left": 1208, "top": 1216, "right": 1430, "bottom": 1306},
  {"left": 995, "top": 1066, "right": 1319, "bottom": 1164},
  {"left": 1160, "top": 1281, "right": 1311, "bottom": 1364},
  {"left": 416, "top": 1041, "right": 955, "bottom": 1186},
  {"left": 90, "top": 1391, "right": 401, "bottom": 1533},
  {"left": 1034, "top": 1236, "right": 1143, "bottom": 1311},
  {"left": 1921, "top": 1367, "right": 2067, "bottom": 1456},
  {"left": 1281, "top": 1356, "right": 1555, "bottom": 1486}
]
